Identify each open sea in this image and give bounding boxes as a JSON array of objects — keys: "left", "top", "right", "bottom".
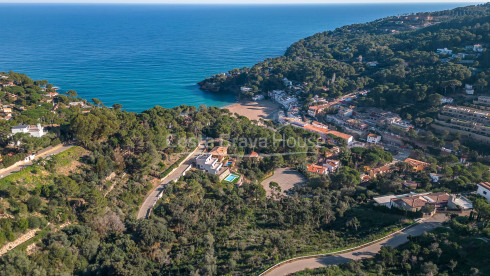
[{"left": 0, "top": 3, "right": 472, "bottom": 112}]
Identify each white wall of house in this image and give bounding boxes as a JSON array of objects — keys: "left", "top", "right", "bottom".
[{"left": 477, "top": 184, "right": 490, "bottom": 202}]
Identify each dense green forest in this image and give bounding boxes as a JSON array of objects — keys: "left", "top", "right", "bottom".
[{"left": 295, "top": 203, "right": 490, "bottom": 275}]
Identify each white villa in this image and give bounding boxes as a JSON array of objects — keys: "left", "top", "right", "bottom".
[
  {"left": 323, "top": 159, "right": 340, "bottom": 173},
  {"left": 442, "top": 97, "right": 454, "bottom": 104},
  {"left": 473, "top": 44, "right": 484, "bottom": 53},
  {"left": 477, "top": 182, "right": 490, "bottom": 202},
  {"left": 252, "top": 94, "right": 264, "bottom": 101},
  {"left": 436, "top": 48, "right": 452, "bottom": 55},
  {"left": 269, "top": 90, "right": 298, "bottom": 110},
  {"left": 195, "top": 153, "right": 224, "bottom": 175},
  {"left": 11, "top": 123, "right": 45, "bottom": 138},
  {"left": 283, "top": 78, "right": 293, "bottom": 87},
  {"left": 367, "top": 133, "right": 382, "bottom": 144},
  {"left": 240, "top": 86, "right": 253, "bottom": 93}
]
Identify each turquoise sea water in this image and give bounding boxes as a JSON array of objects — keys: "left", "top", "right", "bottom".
[{"left": 0, "top": 3, "right": 471, "bottom": 112}]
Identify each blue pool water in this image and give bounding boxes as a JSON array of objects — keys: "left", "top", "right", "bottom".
[
  {"left": 224, "top": 174, "right": 239, "bottom": 182},
  {"left": 0, "top": 3, "right": 470, "bottom": 112}
]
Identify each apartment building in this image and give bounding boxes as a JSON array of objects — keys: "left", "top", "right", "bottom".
[
  {"left": 474, "top": 95, "right": 490, "bottom": 109},
  {"left": 433, "top": 103, "right": 490, "bottom": 144}
]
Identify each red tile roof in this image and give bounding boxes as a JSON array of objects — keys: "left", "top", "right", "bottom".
[
  {"left": 478, "top": 182, "right": 490, "bottom": 191},
  {"left": 404, "top": 158, "right": 430, "bottom": 171},
  {"left": 210, "top": 146, "right": 227, "bottom": 157},
  {"left": 307, "top": 164, "right": 327, "bottom": 174},
  {"left": 327, "top": 130, "right": 353, "bottom": 141}
]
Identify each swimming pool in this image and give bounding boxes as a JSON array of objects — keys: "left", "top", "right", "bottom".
[
  {"left": 225, "top": 161, "right": 233, "bottom": 167},
  {"left": 224, "top": 174, "right": 239, "bottom": 182}
]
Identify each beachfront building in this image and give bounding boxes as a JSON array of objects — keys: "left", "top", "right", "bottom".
[
  {"left": 240, "top": 86, "right": 253, "bottom": 93},
  {"left": 11, "top": 123, "right": 45, "bottom": 138},
  {"left": 477, "top": 182, "right": 490, "bottom": 202},
  {"left": 280, "top": 116, "right": 307, "bottom": 127},
  {"left": 252, "top": 94, "right": 264, "bottom": 101},
  {"left": 269, "top": 90, "right": 299, "bottom": 110}
]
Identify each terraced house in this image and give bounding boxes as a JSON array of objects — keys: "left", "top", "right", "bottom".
[{"left": 433, "top": 96, "right": 490, "bottom": 144}]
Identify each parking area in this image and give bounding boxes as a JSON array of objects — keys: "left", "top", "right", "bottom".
[{"left": 262, "top": 168, "right": 306, "bottom": 196}]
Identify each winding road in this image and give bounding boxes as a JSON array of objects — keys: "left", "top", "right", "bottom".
[
  {"left": 137, "top": 141, "right": 205, "bottom": 219},
  {"left": 262, "top": 214, "right": 447, "bottom": 276}
]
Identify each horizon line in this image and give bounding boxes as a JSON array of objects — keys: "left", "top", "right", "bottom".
[{"left": 0, "top": 1, "right": 486, "bottom": 4}]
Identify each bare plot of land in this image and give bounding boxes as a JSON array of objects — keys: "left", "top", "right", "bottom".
[
  {"left": 223, "top": 100, "right": 281, "bottom": 121},
  {"left": 262, "top": 168, "right": 305, "bottom": 196}
]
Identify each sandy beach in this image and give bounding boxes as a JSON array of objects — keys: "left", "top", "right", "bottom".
[{"left": 222, "top": 100, "right": 281, "bottom": 121}]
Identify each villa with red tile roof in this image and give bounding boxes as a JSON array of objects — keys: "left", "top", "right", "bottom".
[
  {"left": 390, "top": 192, "right": 449, "bottom": 212},
  {"left": 308, "top": 104, "right": 331, "bottom": 117},
  {"left": 209, "top": 146, "right": 228, "bottom": 161},
  {"left": 367, "top": 133, "right": 381, "bottom": 144},
  {"left": 404, "top": 158, "right": 431, "bottom": 171},
  {"left": 45, "top": 92, "right": 59, "bottom": 97},
  {"left": 323, "top": 159, "right": 340, "bottom": 173},
  {"left": 307, "top": 164, "right": 328, "bottom": 175},
  {"left": 368, "top": 164, "right": 393, "bottom": 178}
]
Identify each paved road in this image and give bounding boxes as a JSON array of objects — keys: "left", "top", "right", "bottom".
[
  {"left": 0, "top": 144, "right": 73, "bottom": 179},
  {"left": 137, "top": 142, "right": 205, "bottom": 219},
  {"left": 264, "top": 214, "right": 447, "bottom": 276}
]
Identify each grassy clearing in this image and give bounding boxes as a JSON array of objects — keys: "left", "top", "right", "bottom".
[{"left": 47, "top": 146, "right": 86, "bottom": 167}]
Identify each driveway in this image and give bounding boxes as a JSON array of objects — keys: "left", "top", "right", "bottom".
[
  {"left": 263, "top": 214, "right": 447, "bottom": 276},
  {"left": 262, "top": 168, "right": 305, "bottom": 196},
  {"left": 137, "top": 141, "right": 205, "bottom": 219}
]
